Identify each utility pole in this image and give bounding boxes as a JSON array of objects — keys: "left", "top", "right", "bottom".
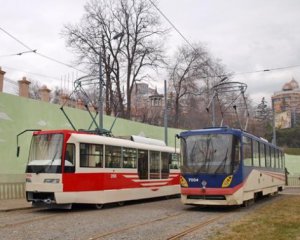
[
  {"left": 98, "top": 48, "right": 103, "bottom": 131},
  {"left": 272, "top": 98, "right": 276, "bottom": 146},
  {"left": 164, "top": 80, "right": 168, "bottom": 145}
]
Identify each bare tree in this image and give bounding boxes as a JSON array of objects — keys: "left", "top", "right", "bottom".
[
  {"left": 167, "top": 43, "right": 227, "bottom": 128},
  {"left": 63, "top": 0, "right": 167, "bottom": 119},
  {"left": 29, "top": 80, "right": 41, "bottom": 100}
]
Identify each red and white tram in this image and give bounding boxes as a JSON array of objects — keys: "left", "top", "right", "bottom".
[{"left": 25, "top": 130, "right": 180, "bottom": 209}]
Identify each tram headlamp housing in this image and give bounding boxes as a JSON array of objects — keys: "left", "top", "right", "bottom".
[
  {"left": 44, "top": 179, "right": 60, "bottom": 184},
  {"left": 201, "top": 180, "right": 207, "bottom": 189}
]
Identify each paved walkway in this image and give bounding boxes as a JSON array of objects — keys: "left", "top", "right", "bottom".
[
  {"left": 0, "top": 198, "right": 31, "bottom": 212},
  {"left": 0, "top": 187, "right": 299, "bottom": 212}
]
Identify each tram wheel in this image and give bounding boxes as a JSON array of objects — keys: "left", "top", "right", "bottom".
[
  {"left": 242, "top": 199, "right": 254, "bottom": 207},
  {"left": 95, "top": 204, "right": 104, "bottom": 209}
]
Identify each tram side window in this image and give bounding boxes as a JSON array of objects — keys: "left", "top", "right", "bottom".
[
  {"left": 242, "top": 137, "right": 252, "bottom": 166},
  {"left": 138, "top": 149, "right": 148, "bottom": 179},
  {"left": 170, "top": 153, "right": 180, "bottom": 169},
  {"left": 232, "top": 135, "right": 240, "bottom": 173},
  {"left": 150, "top": 151, "right": 160, "bottom": 179},
  {"left": 161, "top": 152, "right": 170, "bottom": 179},
  {"left": 281, "top": 152, "right": 285, "bottom": 169},
  {"left": 260, "top": 143, "right": 266, "bottom": 167},
  {"left": 106, "top": 145, "right": 122, "bottom": 168},
  {"left": 277, "top": 150, "right": 281, "bottom": 169},
  {"left": 122, "top": 148, "right": 137, "bottom": 168},
  {"left": 273, "top": 149, "right": 277, "bottom": 168},
  {"left": 270, "top": 148, "right": 274, "bottom": 168},
  {"left": 64, "top": 143, "right": 75, "bottom": 173},
  {"left": 253, "top": 141, "right": 260, "bottom": 167},
  {"left": 266, "top": 146, "right": 271, "bottom": 167},
  {"left": 80, "top": 143, "right": 103, "bottom": 168}
]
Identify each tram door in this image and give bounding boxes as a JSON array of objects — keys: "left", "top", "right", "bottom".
[{"left": 138, "top": 149, "right": 148, "bottom": 179}]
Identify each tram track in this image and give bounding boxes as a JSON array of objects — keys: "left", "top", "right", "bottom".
[
  {"left": 0, "top": 208, "right": 81, "bottom": 229},
  {"left": 166, "top": 213, "right": 229, "bottom": 240},
  {"left": 87, "top": 211, "right": 188, "bottom": 240},
  {"left": 0, "top": 214, "right": 59, "bottom": 229},
  {"left": 87, "top": 210, "right": 232, "bottom": 240}
]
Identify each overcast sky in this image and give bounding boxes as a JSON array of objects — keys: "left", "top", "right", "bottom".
[{"left": 1, "top": 0, "right": 300, "bottom": 106}]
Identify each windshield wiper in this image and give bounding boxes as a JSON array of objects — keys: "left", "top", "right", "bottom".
[
  {"left": 214, "top": 148, "right": 228, "bottom": 174},
  {"left": 36, "top": 150, "right": 58, "bottom": 174}
]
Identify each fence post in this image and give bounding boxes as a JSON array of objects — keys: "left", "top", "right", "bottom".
[
  {"left": 0, "top": 67, "right": 5, "bottom": 92},
  {"left": 18, "top": 77, "right": 31, "bottom": 98},
  {"left": 39, "top": 85, "right": 51, "bottom": 102}
]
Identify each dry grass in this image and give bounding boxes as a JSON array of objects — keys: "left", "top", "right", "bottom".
[{"left": 213, "top": 196, "right": 300, "bottom": 240}]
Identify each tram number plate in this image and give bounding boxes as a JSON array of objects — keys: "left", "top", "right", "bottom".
[
  {"left": 110, "top": 174, "right": 117, "bottom": 179},
  {"left": 188, "top": 178, "right": 199, "bottom": 182}
]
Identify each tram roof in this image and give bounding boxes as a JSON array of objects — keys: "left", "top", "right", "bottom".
[
  {"left": 179, "top": 127, "right": 282, "bottom": 150},
  {"left": 179, "top": 127, "right": 241, "bottom": 137}
]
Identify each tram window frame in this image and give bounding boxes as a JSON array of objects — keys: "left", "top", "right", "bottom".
[
  {"left": 253, "top": 140, "right": 260, "bottom": 167},
  {"left": 260, "top": 143, "right": 266, "bottom": 167},
  {"left": 122, "top": 147, "right": 137, "bottom": 168},
  {"left": 80, "top": 143, "right": 104, "bottom": 168},
  {"left": 138, "top": 149, "right": 148, "bottom": 179},
  {"left": 242, "top": 136, "right": 252, "bottom": 166},
  {"left": 150, "top": 151, "right": 160, "bottom": 179},
  {"left": 64, "top": 143, "right": 75, "bottom": 173},
  {"left": 105, "top": 145, "right": 122, "bottom": 168}
]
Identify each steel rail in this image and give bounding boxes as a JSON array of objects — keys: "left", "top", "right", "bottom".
[{"left": 166, "top": 213, "right": 230, "bottom": 240}]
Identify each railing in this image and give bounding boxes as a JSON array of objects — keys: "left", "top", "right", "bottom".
[
  {"left": 287, "top": 175, "right": 300, "bottom": 187},
  {"left": 0, "top": 183, "right": 25, "bottom": 200}
]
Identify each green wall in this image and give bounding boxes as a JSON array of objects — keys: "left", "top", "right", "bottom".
[{"left": 0, "top": 92, "right": 182, "bottom": 181}]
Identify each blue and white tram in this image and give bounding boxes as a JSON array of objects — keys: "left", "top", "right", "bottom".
[{"left": 178, "top": 127, "right": 285, "bottom": 206}]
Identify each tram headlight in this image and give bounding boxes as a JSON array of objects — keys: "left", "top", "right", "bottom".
[
  {"left": 201, "top": 180, "right": 207, "bottom": 189},
  {"left": 44, "top": 179, "right": 60, "bottom": 184}
]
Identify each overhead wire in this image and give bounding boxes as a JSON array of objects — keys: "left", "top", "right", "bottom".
[
  {"left": 0, "top": 49, "right": 37, "bottom": 58},
  {"left": 148, "top": 0, "right": 196, "bottom": 52},
  {"left": 0, "top": 26, "right": 87, "bottom": 74},
  {"left": 148, "top": 1, "right": 300, "bottom": 78},
  {"left": 1, "top": 65, "right": 61, "bottom": 81}
]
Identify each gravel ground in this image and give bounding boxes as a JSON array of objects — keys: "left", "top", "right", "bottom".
[{"left": 0, "top": 194, "right": 289, "bottom": 240}]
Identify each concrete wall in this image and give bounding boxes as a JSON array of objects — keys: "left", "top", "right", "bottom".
[{"left": 0, "top": 92, "right": 182, "bottom": 199}]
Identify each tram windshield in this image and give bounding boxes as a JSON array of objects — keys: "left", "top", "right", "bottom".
[
  {"left": 181, "top": 134, "right": 240, "bottom": 174},
  {"left": 26, "top": 134, "right": 63, "bottom": 173}
]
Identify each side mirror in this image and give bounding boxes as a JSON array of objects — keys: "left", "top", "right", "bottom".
[{"left": 17, "top": 146, "right": 20, "bottom": 157}]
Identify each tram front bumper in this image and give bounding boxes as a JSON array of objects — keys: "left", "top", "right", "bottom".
[{"left": 181, "top": 194, "right": 240, "bottom": 206}]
